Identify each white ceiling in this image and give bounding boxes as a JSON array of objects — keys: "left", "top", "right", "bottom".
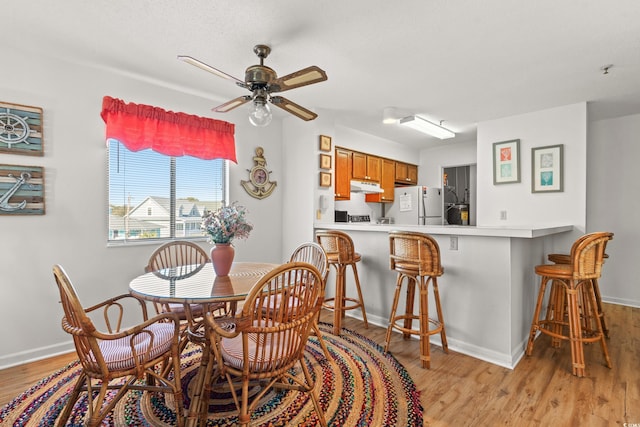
[{"left": 8, "top": 0, "right": 640, "bottom": 149}]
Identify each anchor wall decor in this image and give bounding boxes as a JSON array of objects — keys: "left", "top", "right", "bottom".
[
  {"left": 241, "top": 147, "right": 277, "bottom": 199},
  {"left": 0, "top": 164, "right": 44, "bottom": 215}
]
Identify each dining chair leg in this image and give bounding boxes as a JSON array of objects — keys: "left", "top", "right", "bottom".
[
  {"left": 55, "top": 372, "right": 85, "bottom": 426},
  {"left": 300, "top": 358, "right": 328, "bottom": 427},
  {"left": 312, "top": 320, "right": 332, "bottom": 359}
]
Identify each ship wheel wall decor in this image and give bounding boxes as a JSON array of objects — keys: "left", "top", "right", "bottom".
[
  {"left": 241, "top": 147, "right": 277, "bottom": 199},
  {"left": 0, "top": 101, "right": 44, "bottom": 156}
]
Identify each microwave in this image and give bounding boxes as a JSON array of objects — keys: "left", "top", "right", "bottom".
[{"left": 335, "top": 210, "right": 349, "bottom": 222}]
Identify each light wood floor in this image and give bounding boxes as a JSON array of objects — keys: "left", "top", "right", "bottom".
[{"left": 1, "top": 303, "right": 638, "bottom": 425}]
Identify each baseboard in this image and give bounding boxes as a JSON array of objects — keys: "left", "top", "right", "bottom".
[
  {"left": 0, "top": 340, "right": 75, "bottom": 371},
  {"left": 340, "top": 311, "right": 518, "bottom": 369},
  {"left": 602, "top": 296, "right": 640, "bottom": 308}
]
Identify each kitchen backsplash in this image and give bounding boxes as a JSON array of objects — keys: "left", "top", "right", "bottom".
[{"left": 335, "top": 192, "right": 383, "bottom": 220}]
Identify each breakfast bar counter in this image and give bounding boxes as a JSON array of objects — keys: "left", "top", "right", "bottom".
[{"left": 313, "top": 222, "right": 572, "bottom": 368}]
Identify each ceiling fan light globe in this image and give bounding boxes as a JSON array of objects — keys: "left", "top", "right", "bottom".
[{"left": 249, "top": 102, "right": 273, "bottom": 127}]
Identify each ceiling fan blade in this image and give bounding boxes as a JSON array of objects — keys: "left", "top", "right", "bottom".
[
  {"left": 270, "top": 96, "right": 318, "bottom": 121},
  {"left": 270, "top": 66, "right": 327, "bottom": 92},
  {"left": 212, "top": 96, "right": 252, "bottom": 112},
  {"left": 177, "top": 55, "right": 248, "bottom": 88}
]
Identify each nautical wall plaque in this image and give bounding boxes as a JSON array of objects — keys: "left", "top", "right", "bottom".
[
  {"left": 0, "top": 164, "right": 44, "bottom": 215},
  {"left": 241, "top": 147, "right": 277, "bottom": 199},
  {"left": 0, "top": 101, "right": 44, "bottom": 156}
]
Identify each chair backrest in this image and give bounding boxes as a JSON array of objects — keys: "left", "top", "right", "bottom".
[
  {"left": 389, "top": 231, "right": 443, "bottom": 276},
  {"left": 53, "top": 265, "right": 107, "bottom": 377},
  {"left": 289, "top": 242, "right": 329, "bottom": 282},
  {"left": 570, "top": 232, "right": 614, "bottom": 280},
  {"left": 145, "top": 241, "right": 209, "bottom": 273},
  {"left": 316, "top": 230, "right": 357, "bottom": 264},
  {"left": 238, "top": 262, "right": 323, "bottom": 373}
]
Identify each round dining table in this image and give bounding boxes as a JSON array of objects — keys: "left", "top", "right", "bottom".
[{"left": 129, "top": 261, "right": 279, "bottom": 426}]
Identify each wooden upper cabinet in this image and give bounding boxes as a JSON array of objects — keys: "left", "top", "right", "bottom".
[
  {"left": 366, "top": 158, "right": 395, "bottom": 203},
  {"left": 334, "top": 148, "right": 351, "bottom": 200},
  {"left": 352, "top": 152, "right": 381, "bottom": 182},
  {"left": 395, "top": 162, "right": 418, "bottom": 185}
]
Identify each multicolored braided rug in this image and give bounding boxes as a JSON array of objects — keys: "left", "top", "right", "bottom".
[{"left": 1, "top": 323, "right": 423, "bottom": 426}]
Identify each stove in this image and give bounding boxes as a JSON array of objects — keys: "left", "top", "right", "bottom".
[{"left": 349, "top": 214, "right": 371, "bottom": 223}]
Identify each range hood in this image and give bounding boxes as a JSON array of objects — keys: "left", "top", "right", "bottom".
[{"left": 350, "top": 180, "right": 384, "bottom": 194}]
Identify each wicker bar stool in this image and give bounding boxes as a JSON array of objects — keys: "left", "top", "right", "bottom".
[
  {"left": 316, "top": 230, "right": 368, "bottom": 335},
  {"left": 526, "top": 232, "right": 613, "bottom": 377},
  {"left": 385, "top": 231, "right": 448, "bottom": 369},
  {"left": 547, "top": 240, "right": 611, "bottom": 338}
]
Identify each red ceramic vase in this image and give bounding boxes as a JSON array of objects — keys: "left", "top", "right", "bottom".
[{"left": 210, "top": 243, "right": 235, "bottom": 276}]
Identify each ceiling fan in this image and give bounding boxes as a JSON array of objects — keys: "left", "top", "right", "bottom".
[{"left": 178, "top": 44, "right": 328, "bottom": 126}]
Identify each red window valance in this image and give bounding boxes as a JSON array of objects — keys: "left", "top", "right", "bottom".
[{"left": 100, "top": 96, "right": 236, "bottom": 163}]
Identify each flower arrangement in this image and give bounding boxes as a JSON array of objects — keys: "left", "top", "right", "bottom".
[{"left": 201, "top": 202, "right": 253, "bottom": 244}]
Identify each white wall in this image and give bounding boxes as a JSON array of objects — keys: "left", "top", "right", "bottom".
[
  {"left": 0, "top": 48, "right": 284, "bottom": 368},
  {"left": 476, "top": 103, "right": 587, "bottom": 251},
  {"left": 419, "top": 139, "right": 477, "bottom": 187},
  {"left": 588, "top": 113, "right": 640, "bottom": 307}
]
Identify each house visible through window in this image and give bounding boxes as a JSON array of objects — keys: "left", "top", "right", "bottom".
[{"left": 108, "top": 139, "right": 227, "bottom": 242}]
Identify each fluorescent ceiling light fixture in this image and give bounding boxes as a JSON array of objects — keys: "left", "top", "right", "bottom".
[
  {"left": 382, "top": 107, "right": 398, "bottom": 124},
  {"left": 399, "top": 115, "right": 455, "bottom": 139}
]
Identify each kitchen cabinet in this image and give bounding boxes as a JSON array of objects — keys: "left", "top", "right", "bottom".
[
  {"left": 395, "top": 162, "right": 418, "bottom": 185},
  {"left": 366, "top": 158, "right": 395, "bottom": 203},
  {"left": 334, "top": 148, "right": 351, "bottom": 200},
  {"left": 352, "top": 152, "right": 381, "bottom": 182}
]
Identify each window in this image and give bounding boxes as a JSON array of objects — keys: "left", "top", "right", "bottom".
[{"left": 108, "top": 139, "right": 227, "bottom": 242}]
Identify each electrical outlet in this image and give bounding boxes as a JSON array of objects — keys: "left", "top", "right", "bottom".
[
  {"left": 449, "top": 236, "right": 458, "bottom": 251},
  {"left": 500, "top": 210, "right": 507, "bottom": 220}
]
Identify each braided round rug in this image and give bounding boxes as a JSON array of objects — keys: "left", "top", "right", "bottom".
[{"left": 1, "top": 323, "right": 423, "bottom": 426}]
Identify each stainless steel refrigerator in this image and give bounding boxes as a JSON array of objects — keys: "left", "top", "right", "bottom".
[{"left": 387, "top": 186, "right": 443, "bottom": 225}]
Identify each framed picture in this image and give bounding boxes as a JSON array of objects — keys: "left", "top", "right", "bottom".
[
  {"left": 531, "top": 144, "right": 563, "bottom": 193},
  {"left": 319, "top": 153, "right": 332, "bottom": 170},
  {"left": 0, "top": 164, "right": 45, "bottom": 215},
  {"left": 319, "top": 171, "right": 332, "bottom": 187},
  {"left": 319, "top": 135, "right": 332, "bottom": 152},
  {"left": 492, "top": 139, "right": 520, "bottom": 184},
  {"left": 0, "top": 101, "right": 44, "bottom": 156}
]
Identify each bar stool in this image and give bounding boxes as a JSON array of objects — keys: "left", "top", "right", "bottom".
[
  {"left": 526, "top": 232, "right": 613, "bottom": 377},
  {"left": 385, "top": 231, "right": 448, "bottom": 369},
  {"left": 547, "top": 242, "right": 611, "bottom": 338},
  {"left": 316, "top": 230, "right": 368, "bottom": 335}
]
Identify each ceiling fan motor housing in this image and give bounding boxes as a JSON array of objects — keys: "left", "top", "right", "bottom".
[{"left": 245, "top": 65, "right": 277, "bottom": 88}]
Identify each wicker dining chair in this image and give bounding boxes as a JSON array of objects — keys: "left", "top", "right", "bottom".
[
  {"left": 145, "top": 241, "right": 227, "bottom": 349},
  {"left": 201, "top": 262, "right": 327, "bottom": 426},
  {"left": 289, "top": 242, "right": 332, "bottom": 359},
  {"left": 52, "top": 264, "right": 184, "bottom": 427}
]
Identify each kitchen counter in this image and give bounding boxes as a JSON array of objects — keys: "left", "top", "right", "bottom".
[
  {"left": 315, "top": 222, "right": 573, "bottom": 238},
  {"left": 313, "top": 222, "right": 573, "bottom": 368}
]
